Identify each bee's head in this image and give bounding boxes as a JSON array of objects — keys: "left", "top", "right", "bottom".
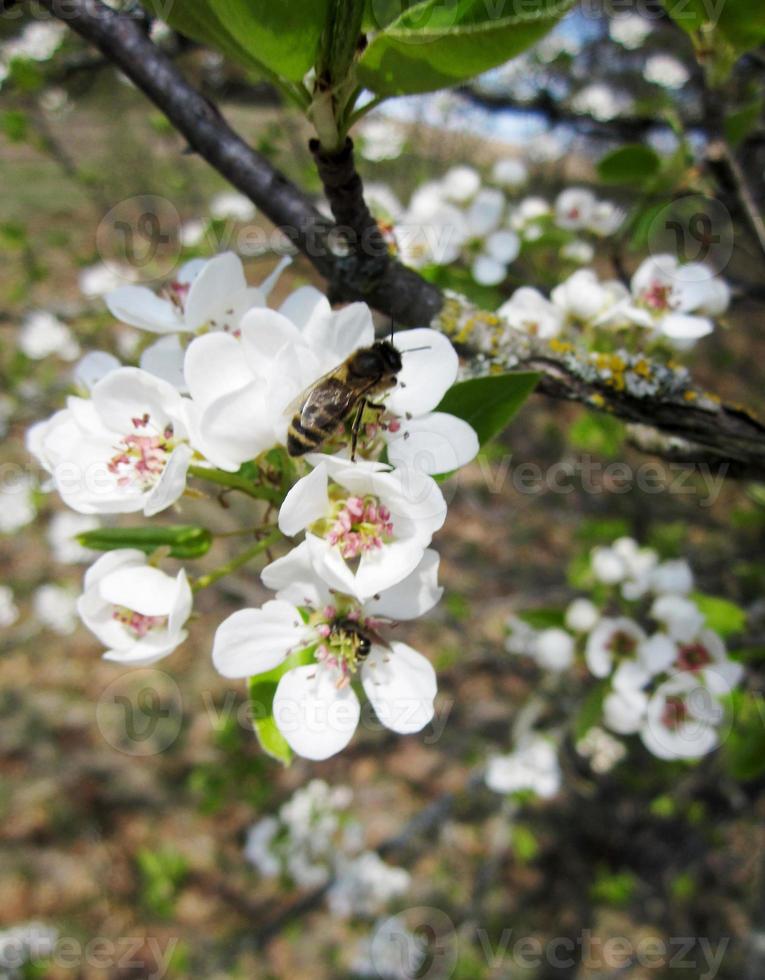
[{"left": 372, "top": 340, "right": 403, "bottom": 375}]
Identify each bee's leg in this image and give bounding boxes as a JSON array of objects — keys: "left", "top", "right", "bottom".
[{"left": 350, "top": 399, "right": 366, "bottom": 462}]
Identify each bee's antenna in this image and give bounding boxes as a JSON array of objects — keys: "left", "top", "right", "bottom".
[
  {"left": 399, "top": 345, "right": 430, "bottom": 354},
  {"left": 389, "top": 317, "right": 395, "bottom": 343}
]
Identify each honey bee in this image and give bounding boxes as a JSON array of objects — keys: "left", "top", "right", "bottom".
[
  {"left": 330, "top": 618, "right": 380, "bottom": 663},
  {"left": 287, "top": 340, "right": 403, "bottom": 460}
]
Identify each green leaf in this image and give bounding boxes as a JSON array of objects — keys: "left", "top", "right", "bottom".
[
  {"left": 1, "top": 110, "right": 28, "bottom": 143},
  {"left": 142, "top": 0, "right": 329, "bottom": 82},
  {"left": 574, "top": 681, "right": 609, "bottom": 741},
  {"left": 78, "top": 525, "right": 213, "bottom": 559},
  {"left": 358, "top": 0, "right": 574, "bottom": 96},
  {"left": 597, "top": 145, "right": 661, "bottom": 185},
  {"left": 436, "top": 372, "right": 539, "bottom": 447},
  {"left": 569, "top": 411, "right": 626, "bottom": 458},
  {"left": 661, "top": 0, "right": 765, "bottom": 79},
  {"left": 722, "top": 690, "right": 765, "bottom": 780},
  {"left": 691, "top": 593, "right": 747, "bottom": 637},
  {"left": 724, "top": 96, "right": 764, "bottom": 147},
  {"left": 248, "top": 647, "right": 317, "bottom": 765},
  {"left": 516, "top": 608, "right": 566, "bottom": 630}
]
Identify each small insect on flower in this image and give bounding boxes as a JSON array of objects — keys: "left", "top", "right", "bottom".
[{"left": 286, "top": 340, "right": 404, "bottom": 461}]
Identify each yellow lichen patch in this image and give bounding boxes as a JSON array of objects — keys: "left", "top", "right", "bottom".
[
  {"left": 633, "top": 359, "right": 651, "bottom": 378},
  {"left": 683, "top": 390, "right": 698, "bottom": 402},
  {"left": 590, "top": 392, "right": 606, "bottom": 408},
  {"left": 549, "top": 339, "right": 573, "bottom": 354}
]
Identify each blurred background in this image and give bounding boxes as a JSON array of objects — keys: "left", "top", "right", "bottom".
[{"left": 1, "top": 1, "right": 765, "bottom": 977}]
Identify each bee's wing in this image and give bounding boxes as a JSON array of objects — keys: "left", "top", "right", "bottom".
[{"left": 283, "top": 364, "right": 346, "bottom": 419}]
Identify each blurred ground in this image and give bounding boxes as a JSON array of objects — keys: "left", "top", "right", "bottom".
[{"left": 1, "top": 83, "right": 765, "bottom": 979}]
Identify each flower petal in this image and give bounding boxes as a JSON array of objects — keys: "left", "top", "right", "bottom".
[
  {"left": 384, "top": 411, "right": 478, "bottom": 474},
  {"left": 212, "top": 601, "right": 308, "bottom": 678},
  {"left": 106, "top": 286, "right": 181, "bottom": 333},
  {"left": 144, "top": 443, "right": 193, "bottom": 516},
  {"left": 184, "top": 332, "right": 255, "bottom": 410},
  {"left": 387, "top": 329, "right": 458, "bottom": 417},
  {"left": 273, "top": 664, "right": 360, "bottom": 760},
  {"left": 261, "top": 540, "right": 332, "bottom": 608},
  {"left": 183, "top": 252, "right": 246, "bottom": 329},
  {"left": 364, "top": 548, "right": 443, "bottom": 621},
  {"left": 140, "top": 335, "right": 188, "bottom": 393},
  {"left": 278, "top": 463, "right": 329, "bottom": 536},
  {"left": 99, "top": 564, "right": 181, "bottom": 615},
  {"left": 361, "top": 641, "right": 437, "bottom": 734}
]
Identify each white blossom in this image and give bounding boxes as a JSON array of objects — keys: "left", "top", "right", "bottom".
[
  {"left": 106, "top": 252, "right": 275, "bottom": 336},
  {"left": 328, "top": 851, "right": 411, "bottom": 918},
  {"left": 78, "top": 549, "right": 192, "bottom": 664},
  {"left": 277, "top": 456, "right": 447, "bottom": 600},
  {"left": 565, "top": 597, "right": 599, "bottom": 633},
  {"left": 47, "top": 511, "right": 100, "bottom": 564},
  {"left": 576, "top": 725, "right": 627, "bottom": 772},
  {"left": 533, "top": 627, "right": 575, "bottom": 672},
  {"left": 640, "top": 673, "right": 722, "bottom": 760},
  {"left": 209, "top": 191, "right": 256, "bottom": 222},
  {"left": 214, "top": 548, "right": 442, "bottom": 759},
  {"left": 485, "top": 735, "right": 561, "bottom": 798},
  {"left": 28, "top": 368, "right": 194, "bottom": 516},
  {"left": 0, "top": 473, "right": 36, "bottom": 533},
  {"left": 441, "top": 165, "right": 481, "bottom": 203},
  {"left": 585, "top": 617, "right": 647, "bottom": 678},
  {"left": 497, "top": 287, "right": 564, "bottom": 340},
  {"left": 616, "top": 254, "right": 730, "bottom": 345},
  {"left": 19, "top": 311, "right": 80, "bottom": 361},
  {"left": 644, "top": 54, "right": 690, "bottom": 90},
  {"left": 34, "top": 583, "right": 79, "bottom": 635},
  {"left": 609, "top": 13, "right": 652, "bottom": 49},
  {"left": 358, "top": 118, "right": 405, "bottom": 162},
  {"left": 491, "top": 157, "right": 528, "bottom": 189},
  {"left": 0, "top": 585, "right": 20, "bottom": 628}
]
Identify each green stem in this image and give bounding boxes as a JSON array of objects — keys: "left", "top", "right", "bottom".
[
  {"left": 192, "top": 528, "right": 283, "bottom": 592},
  {"left": 345, "top": 94, "right": 384, "bottom": 131},
  {"left": 188, "top": 464, "right": 283, "bottom": 506}
]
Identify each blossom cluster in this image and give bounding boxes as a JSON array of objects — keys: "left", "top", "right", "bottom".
[
  {"left": 366, "top": 165, "right": 624, "bottom": 287},
  {"left": 497, "top": 254, "right": 730, "bottom": 350},
  {"left": 244, "top": 779, "right": 410, "bottom": 918},
  {"left": 507, "top": 537, "right": 745, "bottom": 764},
  {"left": 25, "top": 251, "right": 479, "bottom": 761}
]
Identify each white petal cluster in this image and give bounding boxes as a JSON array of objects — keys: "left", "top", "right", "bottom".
[
  {"left": 214, "top": 544, "right": 443, "bottom": 760},
  {"left": 486, "top": 734, "right": 561, "bottom": 798},
  {"left": 29, "top": 256, "right": 474, "bottom": 757},
  {"left": 77, "top": 550, "right": 192, "bottom": 665},
  {"left": 244, "top": 780, "right": 410, "bottom": 918},
  {"left": 507, "top": 537, "right": 746, "bottom": 763},
  {"left": 392, "top": 168, "right": 624, "bottom": 287},
  {"left": 496, "top": 256, "right": 729, "bottom": 351}
]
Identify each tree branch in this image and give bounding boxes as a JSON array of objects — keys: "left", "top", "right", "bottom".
[{"left": 41, "top": 0, "right": 765, "bottom": 480}]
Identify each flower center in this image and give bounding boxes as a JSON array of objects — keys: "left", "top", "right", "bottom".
[
  {"left": 676, "top": 642, "right": 712, "bottom": 672},
  {"left": 641, "top": 281, "right": 675, "bottom": 312},
  {"left": 661, "top": 695, "right": 688, "bottom": 731},
  {"left": 315, "top": 493, "right": 394, "bottom": 560},
  {"left": 112, "top": 606, "right": 168, "bottom": 639},
  {"left": 608, "top": 629, "right": 637, "bottom": 659},
  {"left": 309, "top": 603, "right": 385, "bottom": 685},
  {"left": 164, "top": 280, "right": 190, "bottom": 312},
  {"left": 108, "top": 413, "right": 177, "bottom": 491}
]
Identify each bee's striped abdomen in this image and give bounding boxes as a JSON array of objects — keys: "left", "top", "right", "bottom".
[{"left": 287, "top": 378, "right": 352, "bottom": 456}]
